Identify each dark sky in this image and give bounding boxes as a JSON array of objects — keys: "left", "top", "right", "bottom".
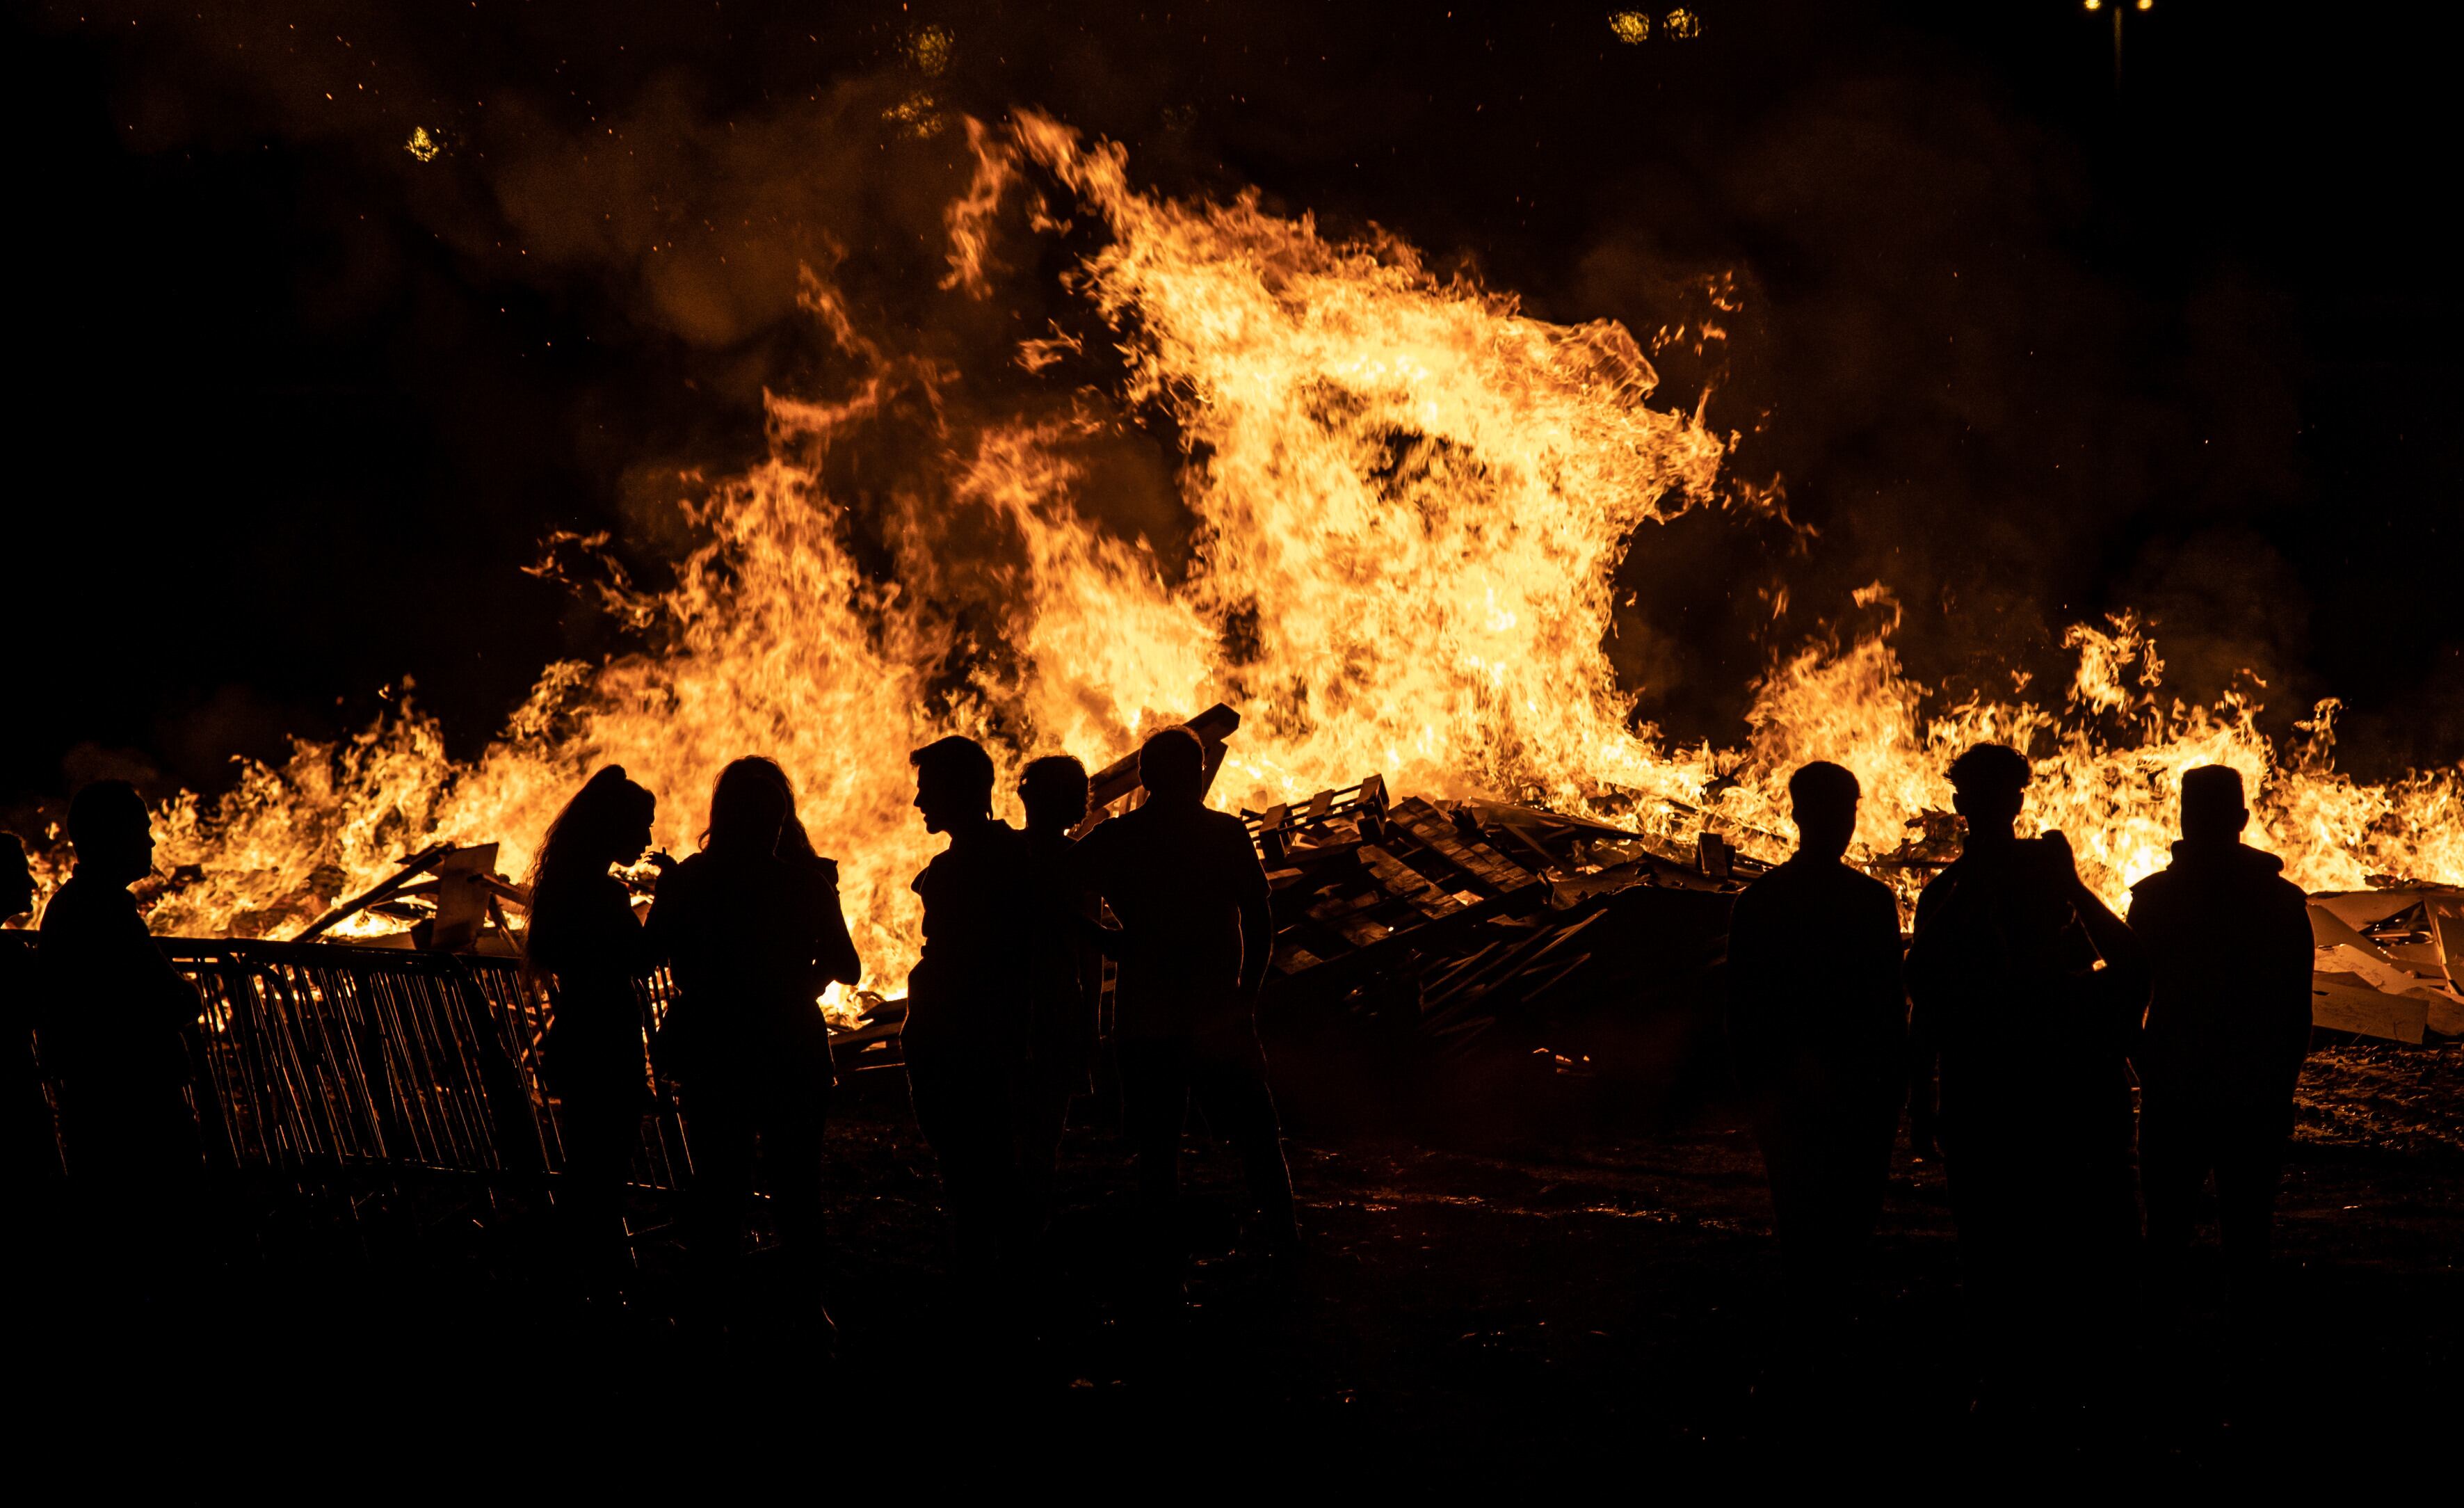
[{"left": 9, "top": 0, "right": 2460, "bottom": 809}]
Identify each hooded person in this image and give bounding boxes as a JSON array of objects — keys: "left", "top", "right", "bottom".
[{"left": 2126, "top": 764, "right": 2312, "bottom": 1303}]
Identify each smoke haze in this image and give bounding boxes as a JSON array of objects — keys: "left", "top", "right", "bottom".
[{"left": 10, "top": 0, "right": 2458, "bottom": 807}]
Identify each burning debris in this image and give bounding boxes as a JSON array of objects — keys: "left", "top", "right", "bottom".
[
  {"left": 100, "top": 703, "right": 2464, "bottom": 1068},
  {"left": 7, "top": 703, "right": 2457, "bottom": 1211},
  {"left": 291, "top": 842, "right": 529, "bottom": 954},
  {"left": 2306, "top": 888, "right": 2464, "bottom": 1043},
  {"left": 7, "top": 113, "right": 2456, "bottom": 1086},
  {"left": 1239, "top": 774, "right": 1746, "bottom": 1058}
]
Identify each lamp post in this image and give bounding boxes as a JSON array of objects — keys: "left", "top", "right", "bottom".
[{"left": 2084, "top": 0, "right": 2153, "bottom": 91}]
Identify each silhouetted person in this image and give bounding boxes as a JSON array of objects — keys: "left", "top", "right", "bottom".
[
  {"left": 1906, "top": 744, "right": 2148, "bottom": 1403},
  {"left": 524, "top": 765, "right": 670, "bottom": 1296},
  {"left": 648, "top": 757, "right": 860, "bottom": 1331},
  {"left": 3, "top": 833, "right": 62, "bottom": 1192},
  {"left": 35, "top": 782, "right": 204, "bottom": 1299},
  {"left": 903, "top": 736, "right": 1038, "bottom": 1285},
  {"left": 1727, "top": 762, "right": 1907, "bottom": 1322},
  {"left": 1074, "top": 726, "right": 1296, "bottom": 1303},
  {"left": 1017, "top": 754, "right": 1099, "bottom": 1242},
  {"left": 2127, "top": 765, "right": 2312, "bottom": 1307}
]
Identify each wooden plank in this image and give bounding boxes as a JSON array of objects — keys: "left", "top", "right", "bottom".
[
  {"left": 292, "top": 844, "right": 454, "bottom": 942},
  {"left": 2310, "top": 974, "right": 2429, "bottom": 1044},
  {"left": 1082, "top": 702, "right": 1243, "bottom": 813}
]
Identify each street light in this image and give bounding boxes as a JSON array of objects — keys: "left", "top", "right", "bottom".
[{"left": 2086, "top": 0, "right": 2152, "bottom": 88}]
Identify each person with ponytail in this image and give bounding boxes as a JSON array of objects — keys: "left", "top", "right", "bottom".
[
  {"left": 647, "top": 755, "right": 860, "bottom": 1333},
  {"left": 524, "top": 764, "right": 668, "bottom": 1294}
]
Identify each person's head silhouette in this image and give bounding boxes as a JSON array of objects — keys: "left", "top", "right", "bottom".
[
  {"left": 1944, "top": 743, "right": 2030, "bottom": 851},
  {"left": 530, "top": 765, "right": 657, "bottom": 891},
  {"left": 1020, "top": 755, "right": 1090, "bottom": 837},
  {"left": 911, "top": 735, "right": 997, "bottom": 835},
  {"left": 1787, "top": 761, "right": 1861, "bottom": 864},
  {"left": 67, "top": 780, "right": 154, "bottom": 888},
  {"left": 2180, "top": 764, "right": 2250, "bottom": 847},
  {"left": 1137, "top": 726, "right": 1207, "bottom": 806},
  {"left": 704, "top": 756, "right": 798, "bottom": 856},
  {"left": 1, "top": 833, "right": 34, "bottom": 924}
]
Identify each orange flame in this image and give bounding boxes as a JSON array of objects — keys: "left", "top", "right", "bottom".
[{"left": 54, "top": 112, "right": 2458, "bottom": 984}]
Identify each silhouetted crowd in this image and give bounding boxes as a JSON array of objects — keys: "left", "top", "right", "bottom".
[
  {"left": 4, "top": 728, "right": 2314, "bottom": 1408},
  {"left": 1730, "top": 748, "right": 2313, "bottom": 1415}
]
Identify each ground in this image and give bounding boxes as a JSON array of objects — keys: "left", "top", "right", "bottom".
[{"left": 13, "top": 1040, "right": 2458, "bottom": 1483}]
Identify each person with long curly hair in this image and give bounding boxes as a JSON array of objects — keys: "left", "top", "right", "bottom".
[{"left": 648, "top": 756, "right": 860, "bottom": 1334}]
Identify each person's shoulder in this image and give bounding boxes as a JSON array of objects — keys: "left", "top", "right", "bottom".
[
  {"left": 1839, "top": 863, "right": 1898, "bottom": 908},
  {"left": 659, "top": 850, "right": 716, "bottom": 895},
  {"left": 1733, "top": 865, "right": 1786, "bottom": 910},
  {"left": 1026, "top": 826, "right": 1077, "bottom": 865},
  {"left": 979, "top": 821, "right": 1036, "bottom": 878},
  {"left": 1741, "top": 858, "right": 1890, "bottom": 909},
  {"left": 2129, "top": 865, "right": 2180, "bottom": 901},
  {"left": 38, "top": 877, "right": 117, "bottom": 936},
  {"left": 780, "top": 853, "right": 840, "bottom": 901},
  {"left": 2228, "top": 844, "right": 2303, "bottom": 901},
  {"left": 35, "top": 879, "right": 81, "bottom": 929},
  {"left": 1207, "top": 808, "right": 1264, "bottom": 863}
]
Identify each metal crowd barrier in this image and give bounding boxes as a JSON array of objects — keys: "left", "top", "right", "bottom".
[{"left": 6, "top": 932, "right": 693, "bottom": 1193}]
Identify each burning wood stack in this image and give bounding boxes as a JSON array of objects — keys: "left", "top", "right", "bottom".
[
  {"left": 193, "top": 704, "right": 2461, "bottom": 1059},
  {"left": 10, "top": 701, "right": 2461, "bottom": 1212},
  {"left": 1237, "top": 773, "right": 1748, "bottom": 1057}
]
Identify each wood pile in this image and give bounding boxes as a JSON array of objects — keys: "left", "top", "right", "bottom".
[
  {"left": 2307, "top": 886, "right": 2464, "bottom": 1043},
  {"left": 1246, "top": 777, "right": 1748, "bottom": 1057}
]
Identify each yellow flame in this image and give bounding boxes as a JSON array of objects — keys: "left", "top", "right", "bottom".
[{"left": 80, "top": 111, "right": 2461, "bottom": 983}]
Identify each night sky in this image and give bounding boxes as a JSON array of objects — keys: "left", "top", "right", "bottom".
[{"left": 9, "top": 0, "right": 2460, "bottom": 812}]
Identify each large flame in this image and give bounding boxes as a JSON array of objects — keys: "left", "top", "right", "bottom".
[{"left": 53, "top": 111, "right": 2460, "bottom": 986}]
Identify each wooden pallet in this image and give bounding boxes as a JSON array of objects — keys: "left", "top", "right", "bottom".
[{"left": 1247, "top": 780, "right": 1549, "bottom": 984}]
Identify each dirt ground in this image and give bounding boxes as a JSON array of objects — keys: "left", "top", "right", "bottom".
[{"left": 15, "top": 1039, "right": 2458, "bottom": 1484}]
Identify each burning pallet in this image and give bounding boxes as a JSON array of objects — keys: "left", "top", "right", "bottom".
[{"left": 1241, "top": 773, "right": 1748, "bottom": 1059}]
